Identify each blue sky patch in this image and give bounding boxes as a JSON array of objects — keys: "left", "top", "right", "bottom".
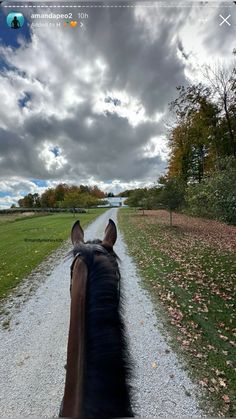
[
  {"left": 18, "top": 91, "right": 32, "bottom": 108},
  {"left": 50, "top": 146, "right": 60, "bottom": 157},
  {"left": 0, "top": 191, "right": 12, "bottom": 197},
  {"left": 31, "top": 179, "right": 48, "bottom": 187}
]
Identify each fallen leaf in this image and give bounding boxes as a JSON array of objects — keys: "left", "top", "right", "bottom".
[
  {"left": 219, "top": 379, "right": 226, "bottom": 388},
  {"left": 222, "top": 395, "right": 230, "bottom": 403},
  {"left": 219, "top": 334, "right": 228, "bottom": 341}
]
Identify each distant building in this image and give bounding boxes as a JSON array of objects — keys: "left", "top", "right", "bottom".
[{"left": 98, "top": 197, "right": 128, "bottom": 207}]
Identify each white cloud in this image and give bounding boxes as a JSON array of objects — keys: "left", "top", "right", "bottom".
[
  {"left": 38, "top": 142, "right": 68, "bottom": 172},
  {"left": 143, "top": 136, "right": 169, "bottom": 160}
]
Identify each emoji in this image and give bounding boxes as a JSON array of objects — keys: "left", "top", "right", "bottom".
[{"left": 70, "top": 21, "right": 78, "bottom": 28}]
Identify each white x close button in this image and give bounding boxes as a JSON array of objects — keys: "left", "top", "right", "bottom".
[{"left": 219, "top": 14, "right": 231, "bottom": 26}]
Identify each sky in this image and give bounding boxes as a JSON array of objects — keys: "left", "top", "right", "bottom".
[{"left": 0, "top": 1, "right": 235, "bottom": 207}]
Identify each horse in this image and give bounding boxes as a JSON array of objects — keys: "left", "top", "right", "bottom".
[{"left": 60, "top": 218, "right": 133, "bottom": 418}]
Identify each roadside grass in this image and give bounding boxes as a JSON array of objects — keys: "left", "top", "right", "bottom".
[
  {"left": 118, "top": 208, "right": 236, "bottom": 416},
  {"left": 0, "top": 212, "right": 53, "bottom": 224},
  {"left": 0, "top": 209, "right": 107, "bottom": 299}
]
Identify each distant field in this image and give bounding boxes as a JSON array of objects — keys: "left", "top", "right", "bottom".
[
  {"left": 0, "top": 212, "right": 48, "bottom": 224},
  {"left": 0, "top": 209, "right": 107, "bottom": 299},
  {"left": 119, "top": 208, "right": 236, "bottom": 416}
]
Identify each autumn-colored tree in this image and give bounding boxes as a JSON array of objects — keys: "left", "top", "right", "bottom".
[
  {"left": 54, "top": 183, "right": 69, "bottom": 204},
  {"left": 40, "top": 188, "right": 56, "bottom": 208},
  {"left": 168, "top": 123, "right": 192, "bottom": 183},
  {"left": 18, "top": 193, "right": 40, "bottom": 208},
  {"left": 168, "top": 83, "right": 221, "bottom": 183},
  {"left": 90, "top": 185, "right": 105, "bottom": 199}
]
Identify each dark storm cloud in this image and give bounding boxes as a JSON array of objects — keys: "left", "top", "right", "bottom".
[
  {"left": 0, "top": 3, "right": 193, "bottom": 197},
  {"left": 0, "top": 123, "right": 69, "bottom": 179},
  {"left": 64, "top": 111, "right": 164, "bottom": 182},
  {"left": 0, "top": 99, "right": 164, "bottom": 182},
  {"left": 80, "top": 7, "right": 189, "bottom": 115}
]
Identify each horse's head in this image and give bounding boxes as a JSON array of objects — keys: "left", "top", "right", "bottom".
[
  {"left": 69, "top": 218, "right": 119, "bottom": 295},
  {"left": 71, "top": 218, "right": 117, "bottom": 250}
]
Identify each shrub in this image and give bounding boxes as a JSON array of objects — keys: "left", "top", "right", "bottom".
[{"left": 186, "top": 158, "right": 236, "bottom": 224}]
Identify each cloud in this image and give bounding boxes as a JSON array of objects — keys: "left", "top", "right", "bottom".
[{"left": 0, "top": 3, "right": 233, "bottom": 206}]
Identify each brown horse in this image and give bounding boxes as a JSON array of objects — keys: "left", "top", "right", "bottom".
[{"left": 60, "top": 218, "right": 133, "bottom": 418}]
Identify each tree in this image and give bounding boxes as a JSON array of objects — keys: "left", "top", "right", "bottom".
[
  {"left": 168, "top": 123, "right": 192, "bottom": 183},
  {"left": 125, "top": 189, "right": 147, "bottom": 208},
  {"left": 117, "top": 190, "right": 133, "bottom": 197},
  {"left": 18, "top": 193, "right": 40, "bottom": 208},
  {"left": 203, "top": 63, "right": 236, "bottom": 157},
  {"left": 186, "top": 157, "right": 236, "bottom": 224},
  {"left": 40, "top": 189, "right": 56, "bottom": 208},
  {"left": 90, "top": 185, "right": 105, "bottom": 199},
  {"left": 83, "top": 194, "right": 100, "bottom": 211},
  {"left": 158, "top": 177, "right": 185, "bottom": 226},
  {"left": 79, "top": 184, "right": 90, "bottom": 194},
  {"left": 54, "top": 183, "right": 69, "bottom": 205},
  {"left": 168, "top": 83, "right": 221, "bottom": 183},
  {"left": 63, "top": 192, "right": 85, "bottom": 209}
]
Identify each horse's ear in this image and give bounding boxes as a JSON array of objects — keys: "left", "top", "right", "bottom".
[
  {"left": 102, "top": 218, "right": 117, "bottom": 248},
  {"left": 71, "top": 220, "right": 84, "bottom": 245}
]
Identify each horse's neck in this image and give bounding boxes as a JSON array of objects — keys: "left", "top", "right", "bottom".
[
  {"left": 82, "top": 268, "right": 133, "bottom": 418},
  {"left": 61, "top": 258, "right": 88, "bottom": 418}
]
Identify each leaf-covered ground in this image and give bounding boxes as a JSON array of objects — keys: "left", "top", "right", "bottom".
[{"left": 118, "top": 209, "right": 236, "bottom": 417}]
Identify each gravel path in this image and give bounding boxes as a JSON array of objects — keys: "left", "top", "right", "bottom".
[{"left": 0, "top": 208, "right": 203, "bottom": 417}]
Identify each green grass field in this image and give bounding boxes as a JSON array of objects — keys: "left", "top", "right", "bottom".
[
  {"left": 0, "top": 209, "right": 107, "bottom": 299},
  {"left": 118, "top": 208, "right": 236, "bottom": 416}
]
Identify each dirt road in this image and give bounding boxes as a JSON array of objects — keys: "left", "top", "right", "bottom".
[{"left": 0, "top": 208, "right": 202, "bottom": 417}]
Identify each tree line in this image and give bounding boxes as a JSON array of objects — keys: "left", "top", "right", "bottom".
[
  {"left": 17, "top": 184, "right": 107, "bottom": 209},
  {"left": 124, "top": 63, "right": 236, "bottom": 225}
]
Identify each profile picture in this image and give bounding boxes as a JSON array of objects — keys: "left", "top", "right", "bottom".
[{"left": 7, "top": 12, "right": 25, "bottom": 29}]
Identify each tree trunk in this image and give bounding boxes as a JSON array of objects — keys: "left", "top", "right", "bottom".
[
  {"left": 169, "top": 209, "right": 173, "bottom": 227},
  {"left": 223, "top": 95, "right": 236, "bottom": 157}
]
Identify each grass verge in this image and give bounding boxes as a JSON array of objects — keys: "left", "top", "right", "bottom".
[
  {"left": 118, "top": 208, "right": 236, "bottom": 416},
  {"left": 0, "top": 209, "right": 107, "bottom": 299}
]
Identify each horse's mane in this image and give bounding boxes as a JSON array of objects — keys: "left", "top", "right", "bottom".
[{"left": 71, "top": 240, "right": 133, "bottom": 419}]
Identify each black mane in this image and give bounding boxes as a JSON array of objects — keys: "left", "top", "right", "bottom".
[{"left": 71, "top": 240, "right": 133, "bottom": 419}]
